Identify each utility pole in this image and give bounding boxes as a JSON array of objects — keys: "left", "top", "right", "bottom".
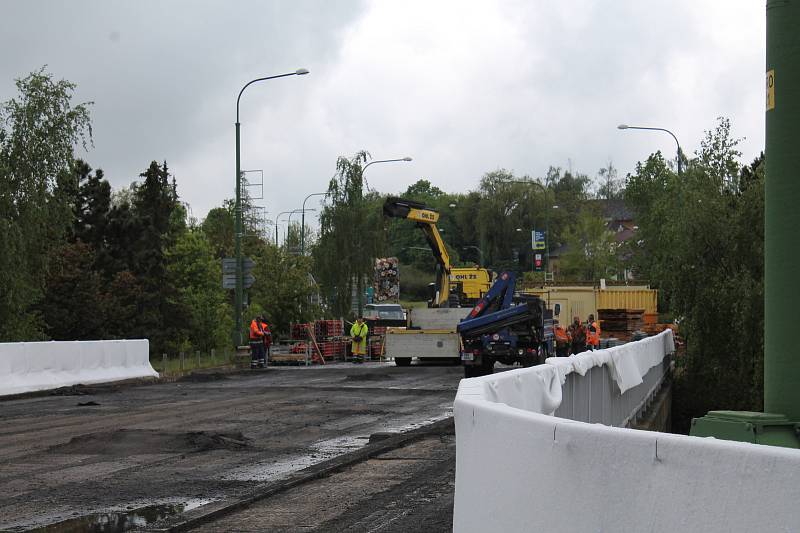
[
  {"left": 691, "top": 1, "right": 800, "bottom": 447},
  {"left": 233, "top": 69, "right": 308, "bottom": 347},
  {"left": 764, "top": 0, "right": 800, "bottom": 422}
]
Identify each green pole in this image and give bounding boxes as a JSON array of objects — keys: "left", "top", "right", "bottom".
[
  {"left": 234, "top": 121, "right": 243, "bottom": 347},
  {"left": 231, "top": 69, "right": 309, "bottom": 348},
  {"left": 765, "top": 0, "right": 800, "bottom": 420}
]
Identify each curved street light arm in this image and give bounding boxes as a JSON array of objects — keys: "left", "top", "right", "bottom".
[
  {"left": 362, "top": 157, "right": 412, "bottom": 174},
  {"left": 617, "top": 124, "right": 682, "bottom": 175},
  {"left": 301, "top": 192, "right": 328, "bottom": 255},
  {"left": 236, "top": 69, "right": 309, "bottom": 122}
]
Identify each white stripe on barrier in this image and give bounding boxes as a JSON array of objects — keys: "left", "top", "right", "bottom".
[
  {"left": 453, "top": 330, "right": 800, "bottom": 532},
  {"left": 0, "top": 339, "right": 157, "bottom": 396}
]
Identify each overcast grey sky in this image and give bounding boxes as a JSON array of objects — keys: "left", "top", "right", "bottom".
[{"left": 1, "top": 1, "right": 765, "bottom": 224}]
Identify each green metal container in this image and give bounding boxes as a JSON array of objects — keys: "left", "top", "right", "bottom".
[{"left": 690, "top": 411, "right": 799, "bottom": 448}]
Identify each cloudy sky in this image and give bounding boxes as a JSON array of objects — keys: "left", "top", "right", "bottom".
[{"left": 2, "top": 1, "right": 765, "bottom": 225}]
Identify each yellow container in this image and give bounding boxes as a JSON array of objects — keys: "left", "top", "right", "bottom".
[
  {"left": 522, "top": 286, "right": 658, "bottom": 321},
  {"left": 597, "top": 288, "right": 657, "bottom": 314}
]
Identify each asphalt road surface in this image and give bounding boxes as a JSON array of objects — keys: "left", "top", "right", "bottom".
[{"left": 0, "top": 362, "right": 462, "bottom": 532}]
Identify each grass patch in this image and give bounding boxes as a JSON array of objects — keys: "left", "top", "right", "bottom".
[{"left": 151, "top": 350, "right": 234, "bottom": 376}]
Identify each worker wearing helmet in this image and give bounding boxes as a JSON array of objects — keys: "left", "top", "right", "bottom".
[{"left": 350, "top": 317, "right": 369, "bottom": 364}]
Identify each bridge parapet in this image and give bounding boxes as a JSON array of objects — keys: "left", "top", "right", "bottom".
[{"left": 453, "top": 330, "right": 800, "bottom": 532}]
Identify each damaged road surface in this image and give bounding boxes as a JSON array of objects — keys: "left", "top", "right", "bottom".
[{"left": 0, "top": 363, "right": 461, "bottom": 531}]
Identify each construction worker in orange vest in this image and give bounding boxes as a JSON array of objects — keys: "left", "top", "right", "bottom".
[
  {"left": 554, "top": 320, "right": 571, "bottom": 357},
  {"left": 249, "top": 315, "right": 267, "bottom": 368},
  {"left": 586, "top": 313, "right": 601, "bottom": 351},
  {"left": 350, "top": 317, "right": 369, "bottom": 364}
]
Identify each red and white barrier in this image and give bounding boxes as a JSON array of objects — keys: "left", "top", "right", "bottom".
[{"left": 0, "top": 339, "right": 157, "bottom": 396}]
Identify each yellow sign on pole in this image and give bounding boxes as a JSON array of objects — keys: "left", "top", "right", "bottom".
[{"left": 767, "top": 69, "right": 775, "bottom": 111}]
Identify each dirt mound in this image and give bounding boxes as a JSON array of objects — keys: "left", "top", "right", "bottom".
[
  {"left": 49, "top": 384, "right": 119, "bottom": 396},
  {"left": 50, "top": 429, "right": 252, "bottom": 455}
]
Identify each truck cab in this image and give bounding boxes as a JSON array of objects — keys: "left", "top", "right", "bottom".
[{"left": 458, "top": 272, "right": 554, "bottom": 377}]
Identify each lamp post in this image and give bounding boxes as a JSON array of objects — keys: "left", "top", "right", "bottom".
[
  {"left": 360, "top": 157, "right": 413, "bottom": 191},
  {"left": 233, "top": 68, "right": 309, "bottom": 347},
  {"left": 353, "top": 156, "right": 412, "bottom": 315},
  {"left": 300, "top": 192, "right": 328, "bottom": 254},
  {"left": 274, "top": 210, "right": 294, "bottom": 246},
  {"left": 287, "top": 208, "right": 314, "bottom": 250},
  {"left": 362, "top": 157, "right": 412, "bottom": 175},
  {"left": 617, "top": 124, "right": 682, "bottom": 176}
]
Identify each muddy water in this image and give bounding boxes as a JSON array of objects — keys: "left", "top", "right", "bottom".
[
  {"left": 221, "top": 403, "right": 453, "bottom": 483},
  {"left": 21, "top": 499, "right": 212, "bottom": 532}
]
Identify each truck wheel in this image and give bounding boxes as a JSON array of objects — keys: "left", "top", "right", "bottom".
[
  {"left": 464, "top": 365, "right": 480, "bottom": 378},
  {"left": 395, "top": 357, "right": 412, "bottom": 367}
]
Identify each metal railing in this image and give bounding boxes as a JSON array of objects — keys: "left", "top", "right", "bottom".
[{"left": 554, "top": 352, "right": 672, "bottom": 427}]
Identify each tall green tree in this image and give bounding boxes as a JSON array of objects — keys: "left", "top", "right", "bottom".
[
  {"left": 41, "top": 241, "right": 106, "bottom": 340},
  {"left": 314, "top": 151, "right": 385, "bottom": 317},
  {"left": 129, "top": 161, "right": 187, "bottom": 354},
  {"left": 250, "top": 244, "right": 320, "bottom": 334},
  {"left": 559, "top": 210, "right": 618, "bottom": 281},
  {"left": 0, "top": 68, "right": 92, "bottom": 340},
  {"left": 72, "top": 159, "right": 111, "bottom": 251},
  {"left": 596, "top": 161, "right": 623, "bottom": 200},
  {"left": 166, "top": 229, "right": 230, "bottom": 352},
  {"left": 202, "top": 204, "right": 235, "bottom": 259},
  {"left": 626, "top": 117, "right": 763, "bottom": 432}
]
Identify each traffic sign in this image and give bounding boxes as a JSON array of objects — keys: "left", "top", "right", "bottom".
[
  {"left": 222, "top": 273, "right": 255, "bottom": 289},
  {"left": 222, "top": 257, "right": 255, "bottom": 275},
  {"left": 531, "top": 230, "right": 546, "bottom": 251}
]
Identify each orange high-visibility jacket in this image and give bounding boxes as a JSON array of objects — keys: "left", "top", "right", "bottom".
[
  {"left": 587, "top": 320, "right": 601, "bottom": 346},
  {"left": 249, "top": 319, "right": 264, "bottom": 340},
  {"left": 555, "top": 326, "right": 570, "bottom": 344}
]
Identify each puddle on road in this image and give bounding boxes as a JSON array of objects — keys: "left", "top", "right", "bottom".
[
  {"left": 17, "top": 499, "right": 211, "bottom": 533},
  {"left": 221, "top": 435, "right": 367, "bottom": 482},
  {"left": 221, "top": 406, "right": 454, "bottom": 483}
]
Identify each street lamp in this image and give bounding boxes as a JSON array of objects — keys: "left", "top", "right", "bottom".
[
  {"left": 362, "top": 156, "right": 412, "bottom": 175},
  {"left": 288, "top": 208, "right": 314, "bottom": 249},
  {"left": 354, "top": 156, "right": 412, "bottom": 315},
  {"left": 617, "top": 124, "right": 682, "bottom": 176},
  {"left": 361, "top": 157, "right": 413, "bottom": 190},
  {"left": 233, "top": 68, "right": 309, "bottom": 347},
  {"left": 301, "top": 191, "right": 328, "bottom": 255},
  {"left": 274, "top": 210, "right": 294, "bottom": 246},
  {"left": 275, "top": 209, "right": 304, "bottom": 246}
]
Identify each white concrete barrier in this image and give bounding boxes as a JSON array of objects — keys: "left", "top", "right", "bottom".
[
  {"left": 453, "top": 330, "right": 800, "bottom": 532},
  {"left": 0, "top": 339, "right": 158, "bottom": 396}
]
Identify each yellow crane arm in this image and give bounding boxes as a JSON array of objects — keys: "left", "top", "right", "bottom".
[{"left": 383, "top": 197, "right": 452, "bottom": 307}]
